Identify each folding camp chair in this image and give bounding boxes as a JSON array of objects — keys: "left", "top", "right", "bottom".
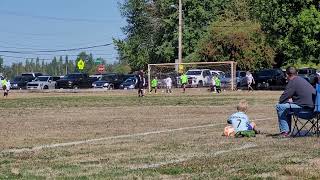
[{"left": 291, "top": 84, "right": 320, "bottom": 137}]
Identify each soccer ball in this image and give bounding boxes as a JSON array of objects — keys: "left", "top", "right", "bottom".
[{"left": 224, "top": 126, "right": 235, "bottom": 137}]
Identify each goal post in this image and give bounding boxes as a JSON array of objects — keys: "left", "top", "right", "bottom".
[{"left": 147, "top": 61, "right": 237, "bottom": 91}]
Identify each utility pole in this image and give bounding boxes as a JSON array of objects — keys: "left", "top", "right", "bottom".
[{"left": 178, "top": 0, "right": 183, "bottom": 64}]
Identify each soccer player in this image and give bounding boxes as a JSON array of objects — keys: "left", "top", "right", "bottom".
[
  {"left": 150, "top": 77, "right": 158, "bottom": 94},
  {"left": 224, "top": 100, "right": 259, "bottom": 137},
  {"left": 246, "top": 71, "right": 255, "bottom": 91},
  {"left": 165, "top": 76, "right": 172, "bottom": 94},
  {"left": 180, "top": 73, "right": 188, "bottom": 93},
  {"left": 137, "top": 70, "right": 145, "bottom": 97},
  {"left": 1, "top": 78, "right": 7, "bottom": 97},
  {"left": 215, "top": 76, "right": 221, "bottom": 93},
  {"left": 210, "top": 75, "right": 216, "bottom": 93}
]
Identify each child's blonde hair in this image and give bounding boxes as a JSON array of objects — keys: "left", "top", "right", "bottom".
[{"left": 237, "top": 100, "right": 248, "bottom": 112}]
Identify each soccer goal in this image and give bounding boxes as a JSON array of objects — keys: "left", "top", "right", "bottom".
[{"left": 147, "top": 61, "right": 237, "bottom": 91}]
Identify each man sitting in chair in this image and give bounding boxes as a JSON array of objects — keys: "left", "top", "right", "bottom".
[{"left": 275, "top": 66, "right": 316, "bottom": 138}]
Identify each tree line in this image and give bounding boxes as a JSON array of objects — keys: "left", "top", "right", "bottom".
[
  {"left": 114, "top": 0, "right": 320, "bottom": 71},
  {"left": 0, "top": 52, "right": 131, "bottom": 79}
]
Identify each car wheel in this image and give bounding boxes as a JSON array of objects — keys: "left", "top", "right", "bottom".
[
  {"left": 73, "top": 85, "right": 79, "bottom": 89},
  {"left": 108, "top": 84, "right": 114, "bottom": 90},
  {"left": 43, "top": 85, "right": 49, "bottom": 89},
  {"left": 198, "top": 81, "right": 203, "bottom": 88}
]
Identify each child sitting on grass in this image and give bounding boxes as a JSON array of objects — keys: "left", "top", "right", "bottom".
[{"left": 224, "top": 100, "right": 259, "bottom": 137}]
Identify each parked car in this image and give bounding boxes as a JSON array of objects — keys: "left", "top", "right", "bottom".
[
  {"left": 10, "top": 76, "right": 30, "bottom": 89},
  {"left": 152, "top": 72, "right": 179, "bottom": 89},
  {"left": 210, "top": 70, "right": 225, "bottom": 77},
  {"left": 298, "top": 68, "right": 318, "bottom": 86},
  {"left": 255, "top": 69, "right": 286, "bottom": 90},
  {"left": 92, "top": 74, "right": 126, "bottom": 89},
  {"left": 56, "top": 73, "right": 94, "bottom": 89},
  {"left": 185, "top": 69, "right": 212, "bottom": 87},
  {"left": 236, "top": 71, "right": 248, "bottom": 88},
  {"left": 209, "top": 71, "right": 246, "bottom": 89},
  {"left": 21, "top": 72, "right": 43, "bottom": 81},
  {"left": 27, "top": 76, "right": 60, "bottom": 90},
  {"left": 119, "top": 76, "right": 138, "bottom": 89},
  {"left": 89, "top": 74, "right": 103, "bottom": 82}
]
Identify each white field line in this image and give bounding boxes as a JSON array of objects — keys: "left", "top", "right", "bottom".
[
  {"left": 131, "top": 143, "right": 258, "bottom": 170},
  {"left": 1, "top": 117, "right": 275, "bottom": 154}
]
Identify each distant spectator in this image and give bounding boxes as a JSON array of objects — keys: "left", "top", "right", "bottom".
[
  {"left": 137, "top": 70, "right": 145, "bottom": 97},
  {"left": 165, "top": 76, "right": 172, "bottom": 94},
  {"left": 246, "top": 71, "right": 255, "bottom": 91},
  {"left": 150, "top": 77, "right": 158, "bottom": 94}
]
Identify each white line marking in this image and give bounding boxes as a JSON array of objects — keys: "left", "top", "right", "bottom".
[
  {"left": 1, "top": 117, "right": 275, "bottom": 154},
  {"left": 131, "top": 143, "right": 258, "bottom": 170}
]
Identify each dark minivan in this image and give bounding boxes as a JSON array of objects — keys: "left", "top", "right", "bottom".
[
  {"left": 255, "top": 69, "right": 286, "bottom": 90},
  {"left": 10, "top": 76, "right": 30, "bottom": 89}
]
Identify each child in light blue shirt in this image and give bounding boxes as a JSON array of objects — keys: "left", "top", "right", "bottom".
[{"left": 224, "top": 100, "right": 258, "bottom": 137}]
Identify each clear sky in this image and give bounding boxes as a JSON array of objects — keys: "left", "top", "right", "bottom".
[{"left": 0, "top": 0, "right": 126, "bottom": 65}]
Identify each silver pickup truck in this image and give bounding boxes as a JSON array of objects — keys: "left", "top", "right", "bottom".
[{"left": 27, "top": 76, "right": 60, "bottom": 90}]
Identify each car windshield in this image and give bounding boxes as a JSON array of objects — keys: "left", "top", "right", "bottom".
[
  {"left": 102, "top": 76, "right": 113, "bottom": 81},
  {"left": 211, "top": 72, "right": 219, "bottom": 76},
  {"left": 257, "top": 70, "right": 273, "bottom": 76},
  {"left": 298, "top": 69, "right": 308, "bottom": 74},
  {"left": 13, "top": 77, "right": 25, "bottom": 81},
  {"left": 63, "top": 74, "right": 81, "bottom": 79},
  {"left": 35, "top": 77, "right": 49, "bottom": 81},
  {"left": 186, "top": 71, "right": 201, "bottom": 75},
  {"left": 125, "top": 78, "right": 135, "bottom": 83},
  {"left": 21, "top": 74, "right": 34, "bottom": 78}
]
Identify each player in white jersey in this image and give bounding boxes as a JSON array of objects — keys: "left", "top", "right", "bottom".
[
  {"left": 165, "top": 76, "right": 172, "bottom": 94},
  {"left": 246, "top": 71, "right": 255, "bottom": 91}
]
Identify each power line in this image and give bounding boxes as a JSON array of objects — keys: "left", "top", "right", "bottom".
[
  {"left": 0, "top": 10, "right": 123, "bottom": 24},
  {"left": 0, "top": 43, "right": 112, "bottom": 53},
  {"left": 0, "top": 55, "right": 118, "bottom": 62},
  {"left": 0, "top": 45, "right": 114, "bottom": 54},
  {"left": 0, "top": 39, "right": 117, "bottom": 50}
]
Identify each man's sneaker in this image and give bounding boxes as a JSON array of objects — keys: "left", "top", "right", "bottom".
[{"left": 272, "top": 132, "right": 290, "bottom": 138}]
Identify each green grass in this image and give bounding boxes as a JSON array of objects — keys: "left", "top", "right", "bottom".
[
  {"left": 1, "top": 91, "right": 320, "bottom": 179},
  {"left": 0, "top": 94, "right": 277, "bottom": 108}
]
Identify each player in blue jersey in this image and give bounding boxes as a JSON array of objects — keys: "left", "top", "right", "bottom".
[{"left": 224, "top": 100, "right": 259, "bottom": 137}]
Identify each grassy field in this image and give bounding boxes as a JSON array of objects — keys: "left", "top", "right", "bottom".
[{"left": 0, "top": 89, "right": 320, "bottom": 179}]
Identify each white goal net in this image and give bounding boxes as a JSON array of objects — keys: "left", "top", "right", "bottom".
[{"left": 147, "top": 61, "right": 237, "bottom": 91}]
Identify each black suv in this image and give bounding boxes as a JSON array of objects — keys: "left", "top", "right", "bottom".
[
  {"left": 298, "top": 68, "right": 318, "bottom": 86},
  {"left": 56, "top": 73, "right": 94, "bottom": 89},
  {"left": 255, "top": 69, "right": 286, "bottom": 90},
  {"left": 92, "top": 74, "right": 126, "bottom": 89}
]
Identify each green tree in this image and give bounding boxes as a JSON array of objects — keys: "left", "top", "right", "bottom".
[
  {"left": 194, "top": 21, "right": 275, "bottom": 70},
  {"left": 35, "top": 57, "right": 40, "bottom": 72},
  {"left": 250, "top": 0, "right": 320, "bottom": 66},
  {"left": 115, "top": 0, "right": 230, "bottom": 70},
  {"left": 59, "top": 56, "right": 64, "bottom": 75}
]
